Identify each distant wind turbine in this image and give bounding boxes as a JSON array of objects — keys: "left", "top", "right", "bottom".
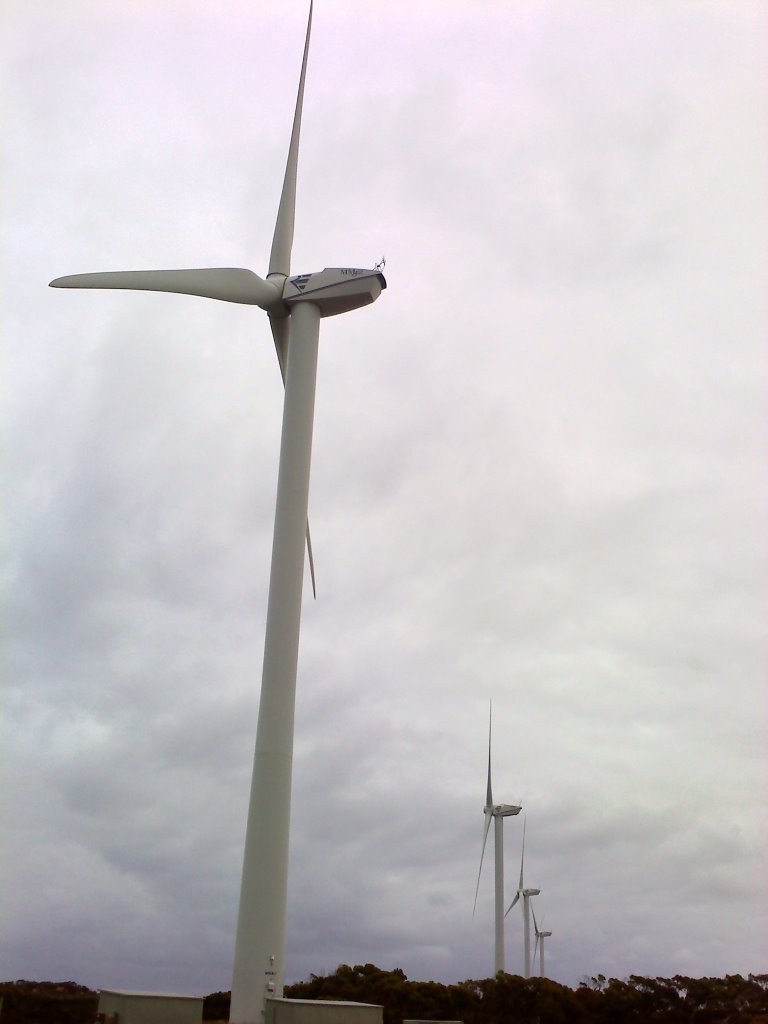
[
  {"left": 531, "top": 904, "right": 552, "bottom": 978},
  {"left": 473, "top": 704, "right": 522, "bottom": 975},
  {"left": 49, "top": 5, "right": 386, "bottom": 1024},
  {"left": 505, "top": 818, "right": 540, "bottom": 978}
]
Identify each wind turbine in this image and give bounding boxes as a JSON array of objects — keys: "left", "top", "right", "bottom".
[
  {"left": 49, "top": 6, "right": 385, "bottom": 1024},
  {"left": 531, "top": 904, "right": 552, "bottom": 979},
  {"left": 505, "top": 818, "right": 540, "bottom": 979},
  {"left": 473, "top": 705, "right": 522, "bottom": 975}
]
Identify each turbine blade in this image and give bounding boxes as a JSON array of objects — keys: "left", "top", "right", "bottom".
[
  {"left": 268, "top": 2, "right": 313, "bottom": 278},
  {"left": 504, "top": 891, "right": 520, "bottom": 917},
  {"left": 269, "top": 312, "right": 316, "bottom": 599},
  {"left": 486, "top": 702, "right": 494, "bottom": 808},
  {"left": 305, "top": 522, "right": 317, "bottom": 600},
  {"left": 531, "top": 903, "right": 539, "bottom": 936},
  {"left": 269, "top": 313, "right": 290, "bottom": 383},
  {"left": 472, "top": 810, "right": 493, "bottom": 917},
  {"left": 49, "top": 269, "right": 280, "bottom": 308},
  {"left": 534, "top": 932, "right": 540, "bottom": 959}
]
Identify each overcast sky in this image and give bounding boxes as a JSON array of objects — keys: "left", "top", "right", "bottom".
[{"left": 4, "top": 0, "right": 767, "bottom": 998}]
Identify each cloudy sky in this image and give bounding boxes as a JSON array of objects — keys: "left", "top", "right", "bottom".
[{"left": 4, "top": 0, "right": 767, "bottom": 998}]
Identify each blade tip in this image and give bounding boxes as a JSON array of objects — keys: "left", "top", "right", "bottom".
[{"left": 50, "top": 275, "right": 82, "bottom": 288}]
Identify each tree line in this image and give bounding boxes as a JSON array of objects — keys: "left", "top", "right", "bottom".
[
  {"left": 281, "top": 965, "right": 768, "bottom": 1024},
  {"left": 3, "top": 966, "right": 768, "bottom": 1024}
]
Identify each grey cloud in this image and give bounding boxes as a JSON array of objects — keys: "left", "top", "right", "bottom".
[{"left": 4, "top": 0, "right": 765, "bottom": 999}]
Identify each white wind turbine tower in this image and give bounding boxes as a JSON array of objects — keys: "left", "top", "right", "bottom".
[
  {"left": 473, "top": 706, "right": 522, "bottom": 975},
  {"left": 49, "top": 5, "right": 385, "bottom": 1024},
  {"left": 531, "top": 904, "right": 552, "bottom": 979},
  {"left": 505, "top": 818, "right": 540, "bottom": 979}
]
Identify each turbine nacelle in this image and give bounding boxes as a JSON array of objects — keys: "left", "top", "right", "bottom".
[
  {"left": 283, "top": 267, "right": 386, "bottom": 317},
  {"left": 494, "top": 802, "right": 522, "bottom": 818},
  {"left": 523, "top": 887, "right": 541, "bottom": 896}
]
